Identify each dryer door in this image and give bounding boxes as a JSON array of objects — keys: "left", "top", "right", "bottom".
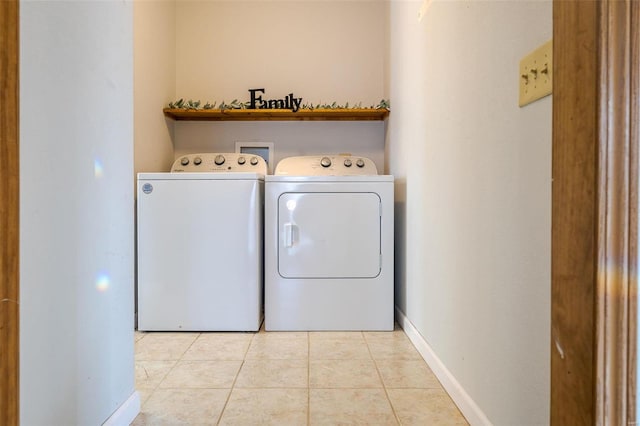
[{"left": 278, "top": 192, "right": 381, "bottom": 278}]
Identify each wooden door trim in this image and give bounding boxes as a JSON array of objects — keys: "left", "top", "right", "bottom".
[
  {"left": 596, "top": 0, "right": 638, "bottom": 423},
  {"left": 552, "top": 0, "right": 638, "bottom": 423},
  {"left": 0, "top": 0, "right": 19, "bottom": 425},
  {"left": 551, "top": 1, "right": 598, "bottom": 423}
]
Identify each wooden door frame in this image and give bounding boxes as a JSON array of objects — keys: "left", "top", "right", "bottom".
[
  {"left": 552, "top": 0, "right": 638, "bottom": 423},
  {"left": 595, "top": 0, "right": 638, "bottom": 422},
  {"left": 0, "top": 0, "right": 19, "bottom": 425}
]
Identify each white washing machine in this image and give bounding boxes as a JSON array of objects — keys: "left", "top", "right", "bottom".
[
  {"left": 137, "top": 153, "right": 266, "bottom": 331},
  {"left": 265, "top": 155, "right": 394, "bottom": 331}
]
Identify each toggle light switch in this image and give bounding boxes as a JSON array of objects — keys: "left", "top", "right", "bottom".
[{"left": 519, "top": 39, "right": 553, "bottom": 107}]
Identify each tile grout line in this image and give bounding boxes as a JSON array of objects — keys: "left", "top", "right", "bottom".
[
  {"left": 364, "top": 330, "right": 403, "bottom": 426},
  {"left": 215, "top": 330, "right": 256, "bottom": 425},
  {"left": 136, "top": 332, "right": 201, "bottom": 410},
  {"left": 133, "top": 332, "right": 153, "bottom": 407}
]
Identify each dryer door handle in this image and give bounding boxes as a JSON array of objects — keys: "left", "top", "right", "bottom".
[{"left": 284, "top": 223, "right": 297, "bottom": 247}]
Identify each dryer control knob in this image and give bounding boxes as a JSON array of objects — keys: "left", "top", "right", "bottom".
[
  {"left": 180, "top": 157, "right": 189, "bottom": 166},
  {"left": 320, "top": 157, "right": 332, "bottom": 168},
  {"left": 214, "top": 155, "right": 226, "bottom": 165},
  {"left": 356, "top": 158, "right": 365, "bottom": 168},
  {"left": 237, "top": 156, "right": 246, "bottom": 165},
  {"left": 250, "top": 156, "right": 259, "bottom": 165},
  {"left": 194, "top": 157, "right": 202, "bottom": 165},
  {"left": 344, "top": 159, "right": 352, "bottom": 167}
]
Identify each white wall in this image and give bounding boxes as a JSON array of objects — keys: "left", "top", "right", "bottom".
[
  {"left": 387, "top": 1, "right": 551, "bottom": 424},
  {"left": 134, "top": 0, "right": 388, "bottom": 174},
  {"left": 134, "top": 0, "right": 176, "bottom": 175},
  {"left": 20, "top": 1, "right": 138, "bottom": 424},
  {"left": 175, "top": 0, "right": 385, "bottom": 106}
]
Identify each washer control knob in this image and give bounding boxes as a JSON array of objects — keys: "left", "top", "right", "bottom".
[
  {"left": 320, "top": 157, "right": 332, "bottom": 168},
  {"left": 343, "top": 159, "right": 352, "bottom": 167},
  {"left": 356, "top": 158, "right": 365, "bottom": 168},
  {"left": 193, "top": 157, "right": 202, "bottom": 165},
  {"left": 237, "top": 156, "right": 246, "bottom": 165},
  {"left": 180, "top": 157, "right": 189, "bottom": 166},
  {"left": 214, "top": 155, "right": 225, "bottom": 165},
  {"left": 250, "top": 156, "right": 259, "bottom": 166}
]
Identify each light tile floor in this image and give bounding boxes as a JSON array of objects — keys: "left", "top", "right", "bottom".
[{"left": 132, "top": 324, "right": 468, "bottom": 425}]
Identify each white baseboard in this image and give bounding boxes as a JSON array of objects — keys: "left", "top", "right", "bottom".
[
  {"left": 102, "top": 390, "right": 141, "bottom": 426},
  {"left": 395, "top": 307, "right": 492, "bottom": 426}
]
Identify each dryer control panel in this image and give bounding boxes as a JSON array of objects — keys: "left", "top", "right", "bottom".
[
  {"left": 274, "top": 155, "right": 378, "bottom": 176},
  {"left": 171, "top": 153, "right": 267, "bottom": 174}
]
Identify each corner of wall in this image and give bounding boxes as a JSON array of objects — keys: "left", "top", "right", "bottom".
[{"left": 134, "top": 0, "right": 177, "bottom": 175}]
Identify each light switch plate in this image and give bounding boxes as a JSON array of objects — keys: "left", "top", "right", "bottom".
[{"left": 519, "top": 39, "right": 553, "bottom": 107}]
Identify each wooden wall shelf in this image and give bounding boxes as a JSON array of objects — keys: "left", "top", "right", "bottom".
[{"left": 163, "top": 108, "right": 389, "bottom": 121}]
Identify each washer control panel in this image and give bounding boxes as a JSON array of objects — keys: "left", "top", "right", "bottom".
[
  {"left": 274, "top": 155, "right": 378, "bottom": 176},
  {"left": 171, "top": 153, "right": 267, "bottom": 174}
]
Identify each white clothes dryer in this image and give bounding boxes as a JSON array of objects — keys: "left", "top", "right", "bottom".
[
  {"left": 137, "top": 153, "right": 266, "bottom": 331},
  {"left": 265, "top": 155, "right": 394, "bottom": 331}
]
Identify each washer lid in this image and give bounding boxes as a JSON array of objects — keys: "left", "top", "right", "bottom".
[
  {"left": 171, "top": 153, "right": 267, "bottom": 174},
  {"left": 274, "top": 155, "right": 378, "bottom": 176},
  {"left": 139, "top": 172, "right": 264, "bottom": 181}
]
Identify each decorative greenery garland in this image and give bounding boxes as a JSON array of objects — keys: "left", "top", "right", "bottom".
[{"left": 167, "top": 98, "right": 390, "bottom": 111}]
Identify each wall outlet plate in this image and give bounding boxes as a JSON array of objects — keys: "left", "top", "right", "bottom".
[{"left": 519, "top": 39, "right": 553, "bottom": 107}]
